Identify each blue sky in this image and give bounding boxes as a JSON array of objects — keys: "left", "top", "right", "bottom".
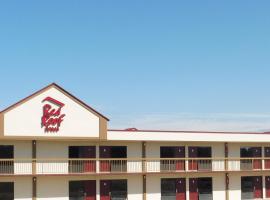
[{"left": 0, "top": 1, "right": 270, "bottom": 131}]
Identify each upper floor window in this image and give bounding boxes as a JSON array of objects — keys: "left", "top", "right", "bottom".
[
  {"left": 99, "top": 146, "right": 127, "bottom": 172},
  {"left": 0, "top": 145, "right": 14, "bottom": 174},
  {"left": 68, "top": 146, "right": 96, "bottom": 173},
  {"left": 240, "top": 147, "right": 262, "bottom": 170}
]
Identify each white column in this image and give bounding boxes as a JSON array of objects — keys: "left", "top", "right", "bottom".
[
  {"left": 263, "top": 175, "right": 266, "bottom": 199},
  {"left": 96, "top": 177, "right": 100, "bottom": 200},
  {"left": 262, "top": 146, "right": 265, "bottom": 170},
  {"left": 185, "top": 145, "right": 188, "bottom": 171},
  {"left": 186, "top": 176, "right": 189, "bottom": 200}
]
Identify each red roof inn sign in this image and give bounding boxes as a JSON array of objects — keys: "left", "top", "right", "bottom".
[{"left": 41, "top": 97, "right": 65, "bottom": 132}]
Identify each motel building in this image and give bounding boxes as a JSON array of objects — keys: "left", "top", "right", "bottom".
[{"left": 1, "top": 83, "right": 270, "bottom": 200}]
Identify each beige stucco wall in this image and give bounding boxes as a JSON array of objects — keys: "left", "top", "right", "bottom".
[
  {"left": 37, "top": 175, "right": 142, "bottom": 200},
  {"left": 0, "top": 141, "right": 32, "bottom": 174},
  {"left": 36, "top": 141, "right": 142, "bottom": 174},
  {"left": 1, "top": 177, "right": 32, "bottom": 200},
  {"left": 146, "top": 142, "right": 225, "bottom": 172}
]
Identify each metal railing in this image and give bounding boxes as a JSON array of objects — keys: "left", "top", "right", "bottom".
[{"left": 0, "top": 157, "right": 268, "bottom": 175}]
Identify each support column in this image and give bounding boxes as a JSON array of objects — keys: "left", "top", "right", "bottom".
[
  {"left": 32, "top": 140, "right": 37, "bottom": 200},
  {"left": 142, "top": 142, "right": 146, "bottom": 172},
  {"left": 185, "top": 145, "right": 189, "bottom": 171},
  {"left": 225, "top": 173, "right": 229, "bottom": 200},
  {"left": 263, "top": 175, "right": 266, "bottom": 199},
  {"left": 225, "top": 142, "right": 228, "bottom": 171},
  {"left": 32, "top": 176, "right": 37, "bottom": 200},
  {"left": 32, "top": 140, "right": 36, "bottom": 174},
  {"left": 96, "top": 144, "right": 100, "bottom": 173},
  {"left": 143, "top": 175, "right": 146, "bottom": 200},
  {"left": 186, "top": 176, "right": 189, "bottom": 200},
  {"left": 225, "top": 142, "right": 229, "bottom": 200},
  {"left": 142, "top": 142, "right": 146, "bottom": 200}
]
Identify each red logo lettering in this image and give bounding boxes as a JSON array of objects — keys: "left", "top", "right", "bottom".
[{"left": 41, "top": 97, "right": 65, "bottom": 132}]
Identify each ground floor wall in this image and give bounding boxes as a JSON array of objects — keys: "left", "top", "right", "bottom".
[{"left": 4, "top": 172, "right": 270, "bottom": 200}]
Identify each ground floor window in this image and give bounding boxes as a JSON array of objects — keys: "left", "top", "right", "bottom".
[
  {"left": 69, "top": 180, "right": 96, "bottom": 200},
  {"left": 0, "top": 182, "right": 14, "bottom": 200},
  {"left": 241, "top": 176, "right": 262, "bottom": 199},
  {"left": 189, "top": 177, "right": 213, "bottom": 200},
  {"left": 198, "top": 178, "right": 213, "bottom": 200},
  {"left": 100, "top": 179, "right": 127, "bottom": 200},
  {"left": 161, "top": 178, "right": 186, "bottom": 200}
]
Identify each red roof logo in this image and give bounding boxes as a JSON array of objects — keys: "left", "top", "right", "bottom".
[{"left": 41, "top": 97, "right": 65, "bottom": 132}]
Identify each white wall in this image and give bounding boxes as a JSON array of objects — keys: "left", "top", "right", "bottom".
[
  {"left": 4, "top": 87, "right": 100, "bottom": 138},
  {"left": 108, "top": 130, "right": 270, "bottom": 143}
]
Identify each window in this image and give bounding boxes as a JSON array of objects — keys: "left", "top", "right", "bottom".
[
  {"left": 99, "top": 146, "right": 127, "bottom": 172},
  {"left": 0, "top": 182, "right": 14, "bottom": 200},
  {"left": 0, "top": 145, "right": 14, "bottom": 174},
  {"left": 161, "top": 179, "right": 176, "bottom": 200},
  {"left": 69, "top": 146, "right": 96, "bottom": 173},
  {"left": 241, "top": 176, "right": 262, "bottom": 199},
  {"left": 188, "top": 147, "right": 212, "bottom": 171},
  {"left": 110, "top": 180, "right": 127, "bottom": 200},
  {"left": 198, "top": 178, "right": 213, "bottom": 199},
  {"left": 100, "top": 179, "right": 127, "bottom": 200},
  {"left": 69, "top": 180, "right": 96, "bottom": 200},
  {"left": 240, "top": 147, "right": 262, "bottom": 170},
  {"left": 160, "top": 147, "right": 185, "bottom": 171}
]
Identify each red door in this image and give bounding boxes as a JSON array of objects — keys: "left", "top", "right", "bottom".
[
  {"left": 175, "top": 147, "right": 185, "bottom": 171},
  {"left": 265, "top": 147, "right": 270, "bottom": 169},
  {"left": 100, "top": 146, "right": 111, "bottom": 172},
  {"left": 100, "top": 180, "right": 110, "bottom": 200},
  {"left": 84, "top": 180, "right": 96, "bottom": 200},
  {"left": 266, "top": 176, "right": 270, "bottom": 198},
  {"left": 176, "top": 178, "right": 186, "bottom": 200},
  {"left": 188, "top": 147, "right": 198, "bottom": 170},
  {"left": 189, "top": 178, "right": 198, "bottom": 200},
  {"left": 83, "top": 147, "right": 96, "bottom": 172},
  {"left": 252, "top": 147, "right": 262, "bottom": 169},
  {"left": 253, "top": 176, "right": 262, "bottom": 199}
]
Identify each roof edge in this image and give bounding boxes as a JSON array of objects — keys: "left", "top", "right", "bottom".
[
  {"left": 0, "top": 82, "right": 109, "bottom": 121},
  {"left": 108, "top": 129, "right": 267, "bottom": 135}
]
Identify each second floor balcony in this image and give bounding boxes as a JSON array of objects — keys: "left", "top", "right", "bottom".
[{"left": 0, "top": 157, "right": 270, "bottom": 176}]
